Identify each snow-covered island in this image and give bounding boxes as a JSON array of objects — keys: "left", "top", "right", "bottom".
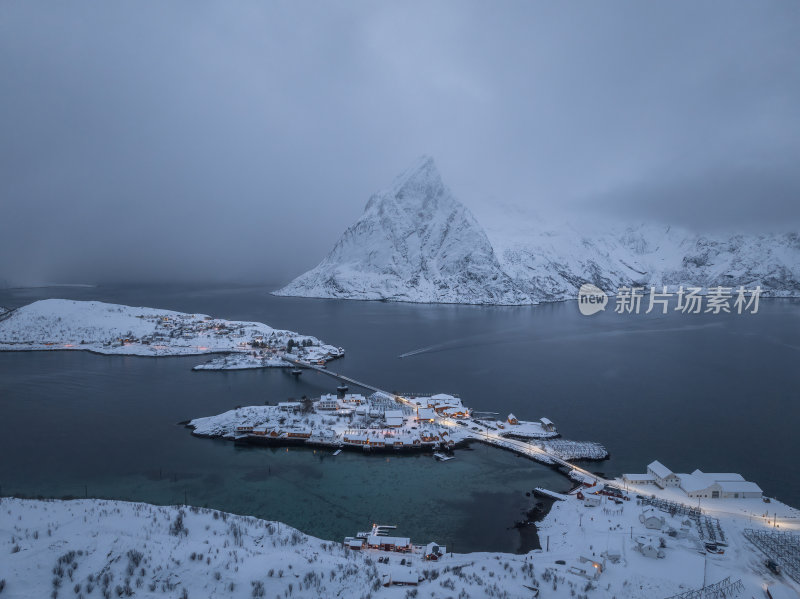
[
  {"left": 0, "top": 299, "right": 343, "bottom": 371},
  {"left": 189, "top": 392, "right": 609, "bottom": 463},
  {"left": 275, "top": 156, "right": 800, "bottom": 305}
]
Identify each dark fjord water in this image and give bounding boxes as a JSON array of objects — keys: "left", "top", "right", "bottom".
[{"left": 1, "top": 283, "right": 798, "bottom": 553}]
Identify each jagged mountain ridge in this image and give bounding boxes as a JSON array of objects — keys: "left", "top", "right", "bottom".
[
  {"left": 275, "top": 157, "right": 800, "bottom": 304},
  {"left": 275, "top": 156, "right": 530, "bottom": 304}
]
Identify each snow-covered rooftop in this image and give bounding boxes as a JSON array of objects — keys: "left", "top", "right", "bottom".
[
  {"left": 648, "top": 460, "right": 673, "bottom": 479},
  {"left": 718, "top": 480, "right": 763, "bottom": 494}
]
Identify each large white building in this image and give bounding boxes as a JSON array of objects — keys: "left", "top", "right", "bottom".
[
  {"left": 678, "top": 469, "right": 763, "bottom": 499},
  {"left": 316, "top": 394, "right": 340, "bottom": 410},
  {"left": 648, "top": 461, "right": 681, "bottom": 488},
  {"left": 623, "top": 462, "right": 763, "bottom": 499}
]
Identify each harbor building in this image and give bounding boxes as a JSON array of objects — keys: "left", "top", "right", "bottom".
[{"left": 623, "top": 462, "right": 763, "bottom": 499}]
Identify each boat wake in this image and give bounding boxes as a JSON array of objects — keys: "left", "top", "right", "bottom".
[
  {"left": 398, "top": 344, "right": 441, "bottom": 358},
  {"left": 398, "top": 327, "right": 524, "bottom": 358}
]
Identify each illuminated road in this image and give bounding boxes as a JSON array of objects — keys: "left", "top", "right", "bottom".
[{"left": 282, "top": 355, "right": 613, "bottom": 488}]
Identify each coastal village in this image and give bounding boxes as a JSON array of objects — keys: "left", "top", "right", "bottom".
[
  {"left": 0, "top": 299, "right": 343, "bottom": 369},
  {"left": 3, "top": 299, "right": 799, "bottom": 596},
  {"left": 189, "top": 385, "right": 800, "bottom": 596},
  {"left": 331, "top": 470, "right": 800, "bottom": 596},
  {"left": 188, "top": 391, "right": 608, "bottom": 463}
]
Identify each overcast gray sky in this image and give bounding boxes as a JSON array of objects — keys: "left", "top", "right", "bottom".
[{"left": 1, "top": 1, "right": 798, "bottom": 286}]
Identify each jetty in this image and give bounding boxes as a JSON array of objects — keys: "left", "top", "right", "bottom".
[{"left": 533, "top": 487, "right": 569, "bottom": 501}]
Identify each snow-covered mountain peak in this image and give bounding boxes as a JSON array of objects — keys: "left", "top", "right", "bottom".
[
  {"left": 276, "top": 158, "right": 800, "bottom": 304},
  {"left": 389, "top": 154, "right": 440, "bottom": 195},
  {"left": 364, "top": 154, "right": 450, "bottom": 220},
  {"left": 275, "top": 156, "right": 531, "bottom": 304}
]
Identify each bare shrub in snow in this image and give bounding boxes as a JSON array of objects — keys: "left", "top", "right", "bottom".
[
  {"left": 250, "top": 580, "right": 265, "bottom": 597},
  {"left": 169, "top": 511, "right": 188, "bottom": 537}
]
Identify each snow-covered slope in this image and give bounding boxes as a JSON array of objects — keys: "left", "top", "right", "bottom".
[
  {"left": 0, "top": 498, "right": 388, "bottom": 598},
  {"left": 0, "top": 299, "right": 339, "bottom": 367},
  {"left": 275, "top": 155, "right": 531, "bottom": 304},
  {"left": 0, "top": 498, "right": 570, "bottom": 599},
  {"left": 3, "top": 495, "right": 797, "bottom": 598},
  {"left": 487, "top": 214, "right": 800, "bottom": 302},
  {"left": 276, "top": 157, "right": 800, "bottom": 304}
]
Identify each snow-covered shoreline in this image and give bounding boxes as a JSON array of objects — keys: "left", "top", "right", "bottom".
[
  {"left": 0, "top": 299, "right": 343, "bottom": 371},
  {"left": 3, "top": 487, "right": 798, "bottom": 599},
  {"left": 0, "top": 497, "right": 571, "bottom": 599}
]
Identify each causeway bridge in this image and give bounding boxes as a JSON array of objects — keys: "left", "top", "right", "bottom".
[{"left": 282, "top": 355, "right": 614, "bottom": 489}]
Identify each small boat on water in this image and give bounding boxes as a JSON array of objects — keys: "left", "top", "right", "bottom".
[
  {"left": 333, "top": 449, "right": 342, "bottom": 456},
  {"left": 433, "top": 452, "right": 454, "bottom": 462}
]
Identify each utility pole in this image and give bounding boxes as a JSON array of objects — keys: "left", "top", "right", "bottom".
[{"left": 703, "top": 554, "right": 708, "bottom": 587}]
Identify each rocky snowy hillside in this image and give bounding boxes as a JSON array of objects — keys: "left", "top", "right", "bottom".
[
  {"left": 0, "top": 499, "right": 390, "bottom": 599},
  {"left": 487, "top": 214, "right": 800, "bottom": 302},
  {"left": 3, "top": 495, "right": 797, "bottom": 598},
  {"left": 0, "top": 498, "right": 565, "bottom": 599},
  {"left": 0, "top": 299, "right": 340, "bottom": 369},
  {"left": 274, "top": 156, "right": 530, "bottom": 305},
  {"left": 276, "top": 157, "right": 800, "bottom": 304}
]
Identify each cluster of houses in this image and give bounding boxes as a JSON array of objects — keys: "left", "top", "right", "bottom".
[
  {"left": 497, "top": 414, "right": 558, "bottom": 438},
  {"left": 341, "top": 525, "right": 449, "bottom": 589},
  {"left": 404, "top": 393, "right": 472, "bottom": 419},
  {"left": 108, "top": 312, "right": 345, "bottom": 367},
  {"left": 623, "top": 461, "right": 763, "bottom": 500},
  {"left": 229, "top": 391, "right": 573, "bottom": 454},
  {"left": 131, "top": 313, "right": 250, "bottom": 347},
  {"left": 232, "top": 393, "right": 459, "bottom": 451},
  {"left": 344, "top": 525, "right": 446, "bottom": 560}
]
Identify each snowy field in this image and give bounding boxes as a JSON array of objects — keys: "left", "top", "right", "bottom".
[
  {"left": 0, "top": 498, "right": 579, "bottom": 599},
  {"left": 3, "top": 492, "right": 798, "bottom": 598},
  {"left": 0, "top": 299, "right": 341, "bottom": 370},
  {"left": 537, "top": 486, "right": 800, "bottom": 598}
]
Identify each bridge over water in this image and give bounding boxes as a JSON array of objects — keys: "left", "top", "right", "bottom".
[{"left": 282, "top": 355, "right": 614, "bottom": 489}]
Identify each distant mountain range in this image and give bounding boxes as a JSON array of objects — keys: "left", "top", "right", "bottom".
[{"left": 274, "top": 156, "right": 800, "bottom": 304}]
